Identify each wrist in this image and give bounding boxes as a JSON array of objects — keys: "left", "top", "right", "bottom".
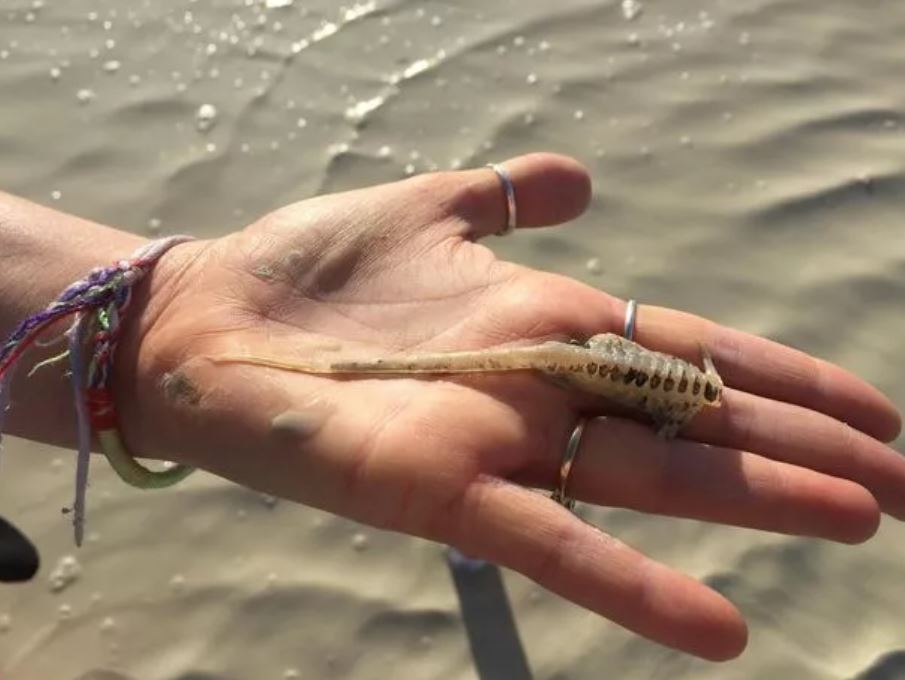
[
  {"left": 0, "top": 195, "right": 148, "bottom": 446},
  {"left": 110, "top": 238, "right": 215, "bottom": 465}
]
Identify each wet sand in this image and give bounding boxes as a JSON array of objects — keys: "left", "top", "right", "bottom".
[{"left": 2, "top": 0, "right": 905, "bottom": 677}]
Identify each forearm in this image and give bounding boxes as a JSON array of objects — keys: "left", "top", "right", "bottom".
[{"left": 0, "top": 191, "right": 147, "bottom": 448}]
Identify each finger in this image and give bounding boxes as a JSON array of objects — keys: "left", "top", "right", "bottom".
[
  {"left": 425, "top": 152, "right": 592, "bottom": 239},
  {"left": 442, "top": 478, "right": 748, "bottom": 660},
  {"left": 687, "top": 388, "right": 905, "bottom": 520},
  {"left": 634, "top": 305, "right": 902, "bottom": 442},
  {"left": 257, "top": 153, "right": 589, "bottom": 247},
  {"left": 517, "top": 417, "right": 881, "bottom": 543},
  {"left": 534, "top": 280, "right": 901, "bottom": 442}
]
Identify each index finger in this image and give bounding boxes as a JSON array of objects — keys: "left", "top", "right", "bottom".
[
  {"left": 634, "top": 305, "right": 902, "bottom": 442},
  {"left": 541, "top": 282, "right": 900, "bottom": 442}
]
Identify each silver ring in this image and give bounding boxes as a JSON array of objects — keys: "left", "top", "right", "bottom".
[
  {"left": 551, "top": 416, "right": 589, "bottom": 511},
  {"left": 486, "top": 163, "right": 517, "bottom": 236},
  {"left": 623, "top": 299, "right": 638, "bottom": 341}
]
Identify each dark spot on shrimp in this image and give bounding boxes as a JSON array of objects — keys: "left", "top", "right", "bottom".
[
  {"left": 635, "top": 371, "right": 649, "bottom": 387},
  {"left": 692, "top": 378, "right": 701, "bottom": 396},
  {"left": 704, "top": 382, "right": 720, "bottom": 403},
  {"left": 587, "top": 362, "right": 598, "bottom": 375},
  {"left": 609, "top": 367, "right": 622, "bottom": 381},
  {"left": 650, "top": 375, "right": 661, "bottom": 389},
  {"left": 623, "top": 368, "right": 638, "bottom": 384},
  {"left": 664, "top": 377, "right": 675, "bottom": 392},
  {"left": 678, "top": 376, "right": 688, "bottom": 393}
]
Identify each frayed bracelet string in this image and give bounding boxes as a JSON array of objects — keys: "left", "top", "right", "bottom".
[{"left": 0, "top": 235, "right": 197, "bottom": 546}]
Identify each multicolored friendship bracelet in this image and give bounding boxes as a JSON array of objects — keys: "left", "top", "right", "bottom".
[{"left": 0, "top": 236, "right": 197, "bottom": 547}]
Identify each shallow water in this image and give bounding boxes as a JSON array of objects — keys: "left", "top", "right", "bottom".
[{"left": 2, "top": 0, "right": 905, "bottom": 678}]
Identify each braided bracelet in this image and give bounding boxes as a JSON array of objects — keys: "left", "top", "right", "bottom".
[{"left": 0, "top": 236, "right": 196, "bottom": 546}]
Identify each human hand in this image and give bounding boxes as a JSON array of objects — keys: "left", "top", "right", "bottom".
[{"left": 114, "top": 153, "right": 903, "bottom": 660}]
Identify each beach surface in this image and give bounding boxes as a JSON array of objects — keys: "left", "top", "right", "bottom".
[{"left": 1, "top": 0, "right": 905, "bottom": 677}]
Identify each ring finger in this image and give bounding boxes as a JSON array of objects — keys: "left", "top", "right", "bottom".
[{"left": 516, "top": 416, "right": 881, "bottom": 543}]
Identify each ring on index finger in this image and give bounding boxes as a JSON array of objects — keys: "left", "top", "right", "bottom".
[{"left": 624, "top": 299, "right": 638, "bottom": 341}]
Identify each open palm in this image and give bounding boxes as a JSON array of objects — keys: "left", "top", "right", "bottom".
[{"left": 116, "top": 153, "right": 904, "bottom": 660}]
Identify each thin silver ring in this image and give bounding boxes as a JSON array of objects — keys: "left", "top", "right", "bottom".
[
  {"left": 623, "top": 299, "right": 638, "bottom": 341},
  {"left": 551, "top": 416, "right": 589, "bottom": 511},
  {"left": 486, "top": 163, "right": 517, "bottom": 236}
]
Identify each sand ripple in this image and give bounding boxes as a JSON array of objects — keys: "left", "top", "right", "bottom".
[{"left": 1, "top": 0, "right": 904, "bottom": 677}]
